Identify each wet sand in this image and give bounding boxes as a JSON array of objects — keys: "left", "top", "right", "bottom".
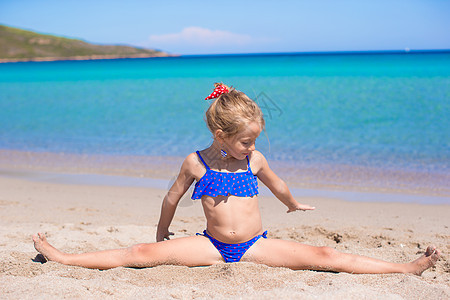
[{"left": 1, "top": 149, "right": 449, "bottom": 197}]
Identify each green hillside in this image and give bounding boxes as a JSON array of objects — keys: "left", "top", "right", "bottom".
[{"left": 0, "top": 25, "right": 169, "bottom": 62}]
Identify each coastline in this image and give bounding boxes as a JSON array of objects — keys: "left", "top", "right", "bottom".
[
  {"left": 0, "top": 166, "right": 449, "bottom": 205},
  {"left": 2, "top": 49, "right": 448, "bottom": 63},
  {"left": 0, "top": 53, "right": 177, "bottom": 63},
  {"left": 0, "top": 149, "right": 448, "bottom": 199}
]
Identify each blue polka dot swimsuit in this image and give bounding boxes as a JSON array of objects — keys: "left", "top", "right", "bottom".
[
  {"left": 197, "top": 230, "right": 268, "bottom": 263},
  {"left": 191, "top": 151, "right": 259, "bottom": 200},
  {"left": 192, "top": 151, "right": 266, "bottom": 262}
]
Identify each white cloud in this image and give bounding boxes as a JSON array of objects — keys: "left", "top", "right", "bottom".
[{"left": 148, "top": 27, "right": 253, "bottom": 47}]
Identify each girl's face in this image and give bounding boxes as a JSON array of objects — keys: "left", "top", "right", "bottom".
[{"left": 223, "top": 121, "right": 262, "bottom": 160}]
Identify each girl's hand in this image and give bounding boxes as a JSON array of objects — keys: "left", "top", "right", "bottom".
[
  {"left": 156, "top": 228, "right": 174, "bottom": 242},
  {"left": 287, "top": 203, "right": 316, "bottom": 213}
]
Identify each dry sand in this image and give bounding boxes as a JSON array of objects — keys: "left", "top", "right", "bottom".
[{"left": 0, "top": 173, "right": 449, "bottom": 299}]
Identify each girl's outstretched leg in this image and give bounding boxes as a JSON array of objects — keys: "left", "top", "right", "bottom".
[
  {"left": 33, "top": 232, "right": 223, "bottom": 270},
  {"left": 244, "top": 238, "right": 440, "bottom": 275}
]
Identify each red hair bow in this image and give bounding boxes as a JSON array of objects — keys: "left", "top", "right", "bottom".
[{"left": 205, "top": 84, "right": 229, "bottom": 100}]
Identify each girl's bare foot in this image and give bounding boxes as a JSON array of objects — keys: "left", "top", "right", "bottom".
[
  {"left": 409, "top": 245, "right": 441, "bottom": 275},
  {"left": 32, "top": 232, "right": 66, "bottom": 263}
]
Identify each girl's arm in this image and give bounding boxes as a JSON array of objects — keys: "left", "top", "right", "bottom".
[
  {"left": 156, "top": 155, "right": 196, "bottom": 242},
  {"left": 253, "top": 151, "right": 315, "bottom": 213}
]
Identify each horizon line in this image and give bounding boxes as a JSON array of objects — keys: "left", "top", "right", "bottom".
[{"left": 176, "top": 49, "right": 450, "bottom": 58}]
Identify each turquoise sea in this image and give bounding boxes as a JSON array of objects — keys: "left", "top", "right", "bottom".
[{"left": 0, "top": 52, "right": 449, "bottom": 196}]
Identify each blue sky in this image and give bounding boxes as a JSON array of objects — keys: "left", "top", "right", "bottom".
[{"left": 1, "top": 0, "right": 449, "bottom": 55}]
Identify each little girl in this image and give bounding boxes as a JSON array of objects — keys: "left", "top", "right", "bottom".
[{"left": 33, "top": 83, "right": 440, "bottom": 274}]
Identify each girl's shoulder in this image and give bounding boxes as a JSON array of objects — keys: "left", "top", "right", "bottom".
[
  {"left": 249, "top": 150, "right": 265, "bottom": 160},
  {"left": 183, "top": 151, "right": 203, "bottom": 169},
  {"left": 181, "top": 151, "right": 207, "bottom": 178},
  {"left": 248, "top": 150, "right": 268, "bottom": 174},
  {"left": 185, "top": 151, "right": 200, "bottom": 161}
]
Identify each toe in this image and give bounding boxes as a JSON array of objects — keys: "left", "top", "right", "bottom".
[
  {"left": 434, "top": 249, "right": 441, "bottom": 258},
  {"left": 425, "top": 245, "right": 436, "bottom": 256}
]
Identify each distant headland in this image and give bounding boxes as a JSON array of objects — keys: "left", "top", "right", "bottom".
[{"left": 0, "top": 25, "right": 173, "bottom": 63}]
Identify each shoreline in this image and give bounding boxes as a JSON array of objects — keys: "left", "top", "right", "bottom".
[
  {"left": 0, "top": 53, "right": 178, "bottom": 63},
  {"left": 1, "top": 167, "right": 448, "bottom": 205},
  {"left": 0, "top": 149, "right": 448, "bottom": 199},
  {"left": 2, "top": 49, "right": 448, "bottom": 63}
]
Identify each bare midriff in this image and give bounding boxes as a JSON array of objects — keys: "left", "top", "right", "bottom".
[{"left": 201, "top": 194, "right": 263, "bottom": 243}]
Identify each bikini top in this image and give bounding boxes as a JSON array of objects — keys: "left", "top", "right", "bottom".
[{"left": 191, "top": 151, "right": 259, "bottom": 200}]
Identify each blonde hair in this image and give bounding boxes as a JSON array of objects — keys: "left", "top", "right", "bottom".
[{"left": 205, "top": 83, "right": 265, "bottom": 138}]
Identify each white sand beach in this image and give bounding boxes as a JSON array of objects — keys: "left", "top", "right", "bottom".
[{"left": 0, "top": 164, "right": 448, "bottom": 299}]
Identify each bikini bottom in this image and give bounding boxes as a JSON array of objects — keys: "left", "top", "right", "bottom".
[{"left": 197, "top": 230, "right": 267, "bottom": 263}]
